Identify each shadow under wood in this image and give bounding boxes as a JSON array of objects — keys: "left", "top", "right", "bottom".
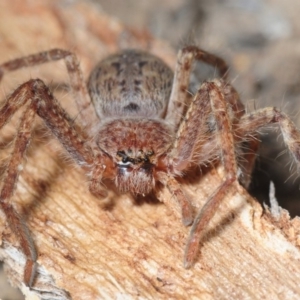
[{"left": 249, "top": 131, "right": 300, "bottom": 217}]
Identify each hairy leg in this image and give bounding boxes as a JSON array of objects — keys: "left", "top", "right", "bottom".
[
  {"left": 0, "top": 103, "right": 37, "bottom": 286},
  {"left": 237, "top": 107, "right": 300, "bottom": 165},
  {"left": 168, "top": 78, "right": 240, "bottom": 268},
  {"left": 0, "top": 49, "right": 97, "bottom": 127},
  {"left": 166, "top": 46, "right": 229, "bottom": 129},
  {"left": 181, "top": 83, "right": 300, "bottom": 267},
  {"left": 0, "top": 79, "right": 95, "bottom": 285},
  {"left": 156, "top": 172, "right": 193, "bottom": 226}
]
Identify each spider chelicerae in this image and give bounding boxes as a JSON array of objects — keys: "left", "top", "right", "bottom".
[{"left": 0, "top": 46, "right": 300, "bottom": 287}]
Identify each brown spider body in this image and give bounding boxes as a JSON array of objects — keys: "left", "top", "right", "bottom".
[
  {"left": 88, "top": 50, "right": 175, "bottom": 195},
  {"left": 1, "top": 46, "right": 300, "bottom": 287},
  {"left": 97, "top": 118, "right": 172, "bottom": 195}
]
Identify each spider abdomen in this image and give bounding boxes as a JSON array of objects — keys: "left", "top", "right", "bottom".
[{"left": 88, "top": 49, "right": 174, "bottom": 119}]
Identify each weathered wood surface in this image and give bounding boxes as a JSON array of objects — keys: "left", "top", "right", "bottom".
[{"left": 0, "top": 1, "right": 300, "bottom": 299}]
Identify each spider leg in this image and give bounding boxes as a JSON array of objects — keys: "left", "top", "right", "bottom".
[
  {"left": 156, "top": 172, "right": 193, "bottom": 226},
  {"left": 237, "top": 107, "right": 300, "bottom": 167},
  {"left": 0, "top": 103, "right": 37, "bottom": 287},
  {"left": 184, "top": 80, "right": 240, "bottom": 268},
  {"left": 169, "top": 80, "right": 214, "bottom": 172},
  {"left": 221, "top": 82, "right": 258, "bottom": 188},
  {"left": 0, "top": 79, "right": 94, "bottom": 165},
  {"left": 89, "top": 154, "right": 108, "bottom": 198},
  {"left": 168, "top": 79, "right": 240, "bottom": 268},
  {"left": 0, "top": 49, "right": 97, "bottom": 127},
  {"left": 237, "top": 138, "right": 260, "bottom": 188},
  {"left": 166, "top": 46, "right": 229, "bottom": 130},
  {"left": 0, "top": 79, "right": 96, "bottom": 286}
]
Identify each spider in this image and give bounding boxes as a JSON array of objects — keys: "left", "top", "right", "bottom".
[{"left": 0, "top": 46, "right": 300, "bottom": 287}]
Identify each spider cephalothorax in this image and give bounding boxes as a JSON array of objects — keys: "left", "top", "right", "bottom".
[{"left": 96, "top": 117, "right": 173, "bottom": 194}]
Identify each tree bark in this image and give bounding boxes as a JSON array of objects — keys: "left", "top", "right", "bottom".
[{"left": 0, "top": 1, "right": 300, "bottom": 299}]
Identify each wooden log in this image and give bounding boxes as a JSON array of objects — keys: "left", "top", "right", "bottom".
[{"left": 0, "top": 1, "right": 300, "bottom": 299}]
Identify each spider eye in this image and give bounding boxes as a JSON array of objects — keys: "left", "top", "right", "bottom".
[
  {"left": 116, "top": 149, "right": 154, "bottom": 165},
  {"left": 117, "top": 150, "right": 128, "bottom": 162}
]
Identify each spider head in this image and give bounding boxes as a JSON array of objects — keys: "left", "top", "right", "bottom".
[
  {"left": 115, "top": 149, "right": 155, "bottom": 194},
  {"left": 97, "top": 118, "right": 173, "bottom": 195}
]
